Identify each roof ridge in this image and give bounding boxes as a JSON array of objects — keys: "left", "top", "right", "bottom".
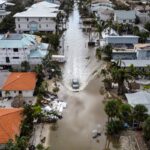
[
  {"left": 0, "top": 109, "right": 23, "bottom": 117},
  {"left": 2, "top": 73, "right": 24, "bottom": 90}
]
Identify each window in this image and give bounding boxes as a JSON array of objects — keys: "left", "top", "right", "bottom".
[
  {"left": 39, "top": 25, "right": 41, "bottom": 28},
  {"left": 123, "top": 20, "right": 126, "bottom": 23},
  {"left": 18, "top": 24, "right": 20, "bottom": 28},
  {"left": 6, "top": 57, "right": 10, "bottom": 63},
  {"left": 39, "top": 18, "right": 41, "bottom": 21},
  {"left": 46, "top": 18, "right": 48, "bottom": 20},
  {"left": 46, "top": 24, "right": 48, "bottom": 27},
  {"left": 27, "top": 25, "right": 29, "bottom": 28},
  {"left": 18, "top": 18, "right": 20, "bottom": 21},
  {"left": 19, "top": 91, "right": 22, "bottom": 94},
  {"left": 27, "top": 18, "right": 29, "bottom": 21},
  {"left": 13, "top": 57, "right": 19, "bottom": 59},
  {"left": 13, "top": 48, "right": 18, "bottom": 52}
]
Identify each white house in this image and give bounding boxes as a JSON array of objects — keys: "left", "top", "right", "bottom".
[
  {"left": 101, "top": 28, "right": 139, "bottom": 46},
  {"left": 112, "top": 48, "right": 136, "bottom": 60},
  {"left": 14, "top": 1, "right": 60, "bottom": 32},
  {"left": 112, "top": 43, "right": 150, "bottom": 60},
  {"left": 1, "top": 72, "right": 37, "bottom": 98},
  {"left": 135, "top": 43, "right": 150, "bottom": 60},
  {"left": 0, "top": 0, "right": 14, "bottom": 22},
  {"left": 0, "top": 32, "right": 48, "bottom": 68},
  {"left": 135, "top": 5, "right": 150, "bottom": 23},
  {"left": 89, "top": 0, "right": 114, "bottom": 21},
  {"left": 114, "top": 10, "right": 136, "bottom": 24}
]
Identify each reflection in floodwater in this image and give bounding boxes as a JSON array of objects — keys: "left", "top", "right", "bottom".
[{"left": 50, "top": 2, "right": 120, "bottom": 150}]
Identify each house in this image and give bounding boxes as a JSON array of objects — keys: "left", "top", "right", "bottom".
[
  {"left": 114, "top": 10, "right": 136, "bottom": 24},
  {"left": 1, "top": 72, "right": 37, "bottom": 98},
  {"left": 89, "top": 0, "right": 114, "bottom": 21},
  {"left": 0, "top": 33, "right": 48, "bottom": 68},
  {"left": 135, "top": 5, "right": 150, "bottom": 23},
  {"left": 125, "top": 91, "right": 150, "bottom": 114},
  {"left": 112, "top": 48, "right": 136, "bottom": 60},
  {"left": 101, "top": 28, "right": 139, "bottom": 47},
  {"left": 118, "top": 60, "right": 150, "bottom": 68},
  {"left": 14, "top": 1, "right": 60, "bottom": 32},
  {"left": 0, "top": 108, "right": 23, "bottom": 149},
  {"left": 112, "top": 43, "right": 150, "bottom": 60},
  {"left": 0, "top": 0, "right": 14, "bottom": 23},
  {"left": 135, "top": 43, "right": 150, "bottom": 60}
]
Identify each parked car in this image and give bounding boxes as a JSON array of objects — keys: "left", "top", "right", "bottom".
[{"left": 72, "top": 79, "right": 80, "bottom": 89}]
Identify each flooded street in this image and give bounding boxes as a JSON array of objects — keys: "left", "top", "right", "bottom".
[
  {"left": 50, "top": 2, "right": 119, "bottom": 150},
  {"left": 62, "top": 3, "right": 101, "bottom": 90}
]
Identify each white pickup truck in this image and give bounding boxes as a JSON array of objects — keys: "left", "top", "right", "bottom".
[{"left": 52, "top": 55, "right": 66, "bottom": 63}]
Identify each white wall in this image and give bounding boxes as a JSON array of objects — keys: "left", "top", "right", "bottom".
[
  {"left": 15, "top": 17, "right": 56, "bottom": 32},
  {"left": 2, "top": 90, "right": 34, "bottom": 97},
  {"left": 0, "top": 48, "right": 30, "bottom": 65},
  {"left": 105, "top": 36, "right": 139, "bottom": 44},
  {"left": 114, "top": 16, "right": 135, "bottom": 24}
]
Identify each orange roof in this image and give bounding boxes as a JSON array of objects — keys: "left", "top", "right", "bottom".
[
  {"left": 2, "top": 72, "right": 37, "bottom": 91},
  {"left": 0, "top": 108, "right": 23, "bottom": 144}
]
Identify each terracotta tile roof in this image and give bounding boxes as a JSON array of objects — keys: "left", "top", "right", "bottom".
[
  {"left": 2, "top": 72, "right": 37, "bottom": 91},
  {"left": 0, "top": 108, "right": 23, "bottom": 144}
]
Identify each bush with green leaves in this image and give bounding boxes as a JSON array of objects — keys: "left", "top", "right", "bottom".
[
  {"left": 143, "top": 117, "right": 150, "bottom": 141},
  {"left": 106, "top": 120, "right": 124, "bottom": 135}
]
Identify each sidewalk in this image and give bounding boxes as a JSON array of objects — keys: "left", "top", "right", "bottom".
[{"left": 30, "top": 123, "right": 51, "bottom": 148}]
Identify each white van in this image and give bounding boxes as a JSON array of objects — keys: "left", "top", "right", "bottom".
[{"left": 52, "top": 55, "right": 66, "bottom": 63}]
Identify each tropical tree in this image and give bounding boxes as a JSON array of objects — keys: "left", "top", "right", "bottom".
[
  {"left": 126, "top": 64, "right": 139, "bottom": 79},
  {"left": 102, "top": 44, "right": 112, "bottom": 61},
  {"left": 133, "top": 104, "right": 148, "bottom": 127},
  {"left": 101, "top": 68, "right": 109, "bottom": 79},
  {"left": 143, "top": 117, "right": 150, "bottom": 141},
  {"left": 106, "top": 120, "right": 124, "bottom": 135},
  {"left": 96, "top": 48, "right": 102, "bottom": 60},
  {"left": 36, "top": 144, "right": 50, "bottom": 150},
  {"left": 119, "top": 103, "right": 132, "bottom": 124},
  {"left": 34, "top": 64, "right": 45, "bottom": 83},
  {"left": 108, "top": 60, "right": 132, "bottom": 95},
  {"left": 111, "top": 66, "right": 127, "bottom": 95},
  {"left": 5, "top": 136, "right": 28, "bottom": 150},
  {"left": 21, "top": 61, "right": 30, "bottom": 72},
  {"left": 144, "top": 22, "right": 150, "bottom": 32},
  {"left": 32, "top": 105, "right": 42, "bottom": 119},
  {"left": 105, "top": 99, "right": 120, "bottom": 122},
  {"left": 49, "top": 33, "right": 60, "bottom": 51}
]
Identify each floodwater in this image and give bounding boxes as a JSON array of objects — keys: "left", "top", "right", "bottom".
[
  {"left": 62, "top": 2, "right": 101, "bottom": 90},
  {"left": 49, "top": 2, "right": 120, "bottom": 150}
]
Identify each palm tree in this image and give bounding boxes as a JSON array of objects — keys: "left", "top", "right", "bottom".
[
  {"left": 101, "top": 68, "right": 109, "bottom": 79},
  {"left": 109, "top": 60, "right": 132, "bottom": 95},
  {"left": 126, "top": 64, "right": 139, "bottom": 79},
  {"left": 143, "top": 116, "right": 150, "bottom": 141},
  {"left": 96, "top": 21, "right": 108, "bottom": 46},
  {"left": 105, "top": 99, "right": 120, "bottom": 122},
  {"left": 102, "top": 44, "right": 112, "bottom": 61},
  {"left": 49, "top": 33, "right": 60, "bottom": 51},
  {"left": 34, "top": 64, "right": 45, "bottom": 83},
  {"left": 119, "top": 103, "right": 132, "bottom": 124},
  {"left": 111, "top": 67, "right": 128, "bottom": 95},
  {"left": 21, "top": 61, "right": 30, "bottom": 72},
  {"left": 133, "top": 104, "right": 148, "bottom": 128}
]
